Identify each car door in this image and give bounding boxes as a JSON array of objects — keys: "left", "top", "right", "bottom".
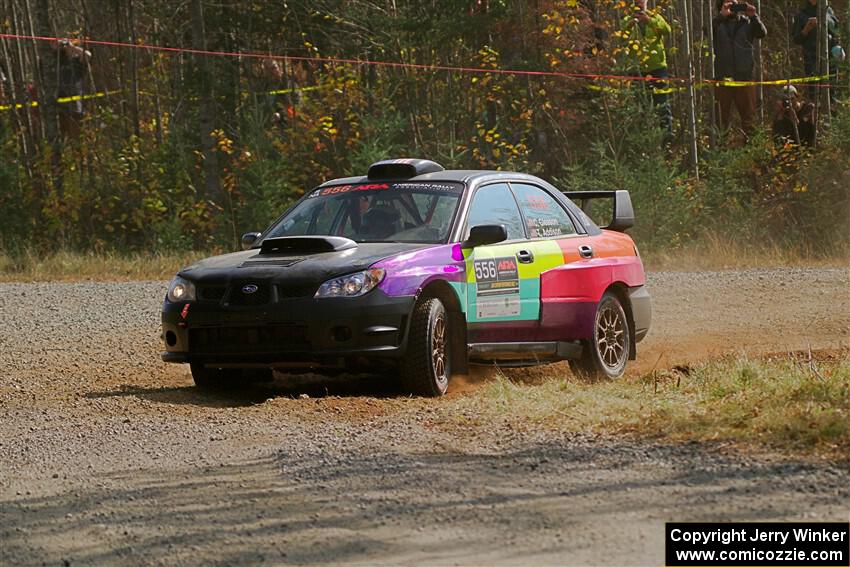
[
  {"left": 511, "top": 182, "right": 643, "bottom": 344},
  {"left": 509, "top": 181, "right": 591, "bottom": 265},
  {"left": 463, "top": 183, "right": 539, "bottom": 342}
]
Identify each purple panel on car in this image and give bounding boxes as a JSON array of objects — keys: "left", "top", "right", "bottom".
[
  {"left": 373, "top": 244, "right": 466, "bottom": 297},
  {"left": 537, "top": 301, "right": 597, "bottom": 341},
  {"left": 468, "top": 302, "right": 596, "bottom": 342}
]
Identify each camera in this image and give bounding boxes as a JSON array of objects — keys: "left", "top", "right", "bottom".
[
  {"left": 731, "top": 4, "right": 748, "bottom": 13},
  {"left": 782, "top": 99, "right": 792, "bottom": 110}
]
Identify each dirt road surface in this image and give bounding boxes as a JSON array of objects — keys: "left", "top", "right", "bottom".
[{"left": 1, "top": 268, "right": 848, "bottom": 566}]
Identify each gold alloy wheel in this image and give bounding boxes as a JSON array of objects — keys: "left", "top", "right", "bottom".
[
  {"left": 596, "top": 303, "right": 626, "bottom": 369},
  {"left": 431, "top": 312, "right": 448, "bottom": 386}
]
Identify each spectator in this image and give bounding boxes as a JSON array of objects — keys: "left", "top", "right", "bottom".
[
  {"left": 243, "top": 54, "right": 297, "bottom": 126},
  {"left": 713, "top": 0, "right": 767, "bottom": 138},
  {"left": 245, "top": 56, "right": 283, "bottom": 89},
  {"left": 791, "top": 0, "right": 841, "bottom": 102},
  {"left": 620, "top": 0, "right": 673, "bottom": 140},
  {"left": 792, "top": 1, "right": 839, "bottom": 81},
  {"left": 772, "top": 85, "right": 816, "bottom": 146},
  {"left": 53, "top": 38, "right": 91, "bottom": 138}
]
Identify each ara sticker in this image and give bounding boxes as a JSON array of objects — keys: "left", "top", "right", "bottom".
[
  {"left": 473, "top": 257, "right": 521, "bottom": 318},
  {"left": 317, "top": 183, "right": 391, "bottom": 197},
  {"left": 307, "top": 182, "right": 463, "bottom": 199}
]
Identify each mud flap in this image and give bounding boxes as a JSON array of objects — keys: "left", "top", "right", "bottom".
[{"left": 449, "top": 311, "right": 468, "bottom": 375}]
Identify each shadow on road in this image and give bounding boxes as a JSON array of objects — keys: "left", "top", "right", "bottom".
[
  {"left": 2, "top": 441, "right": 848, "bottom": 567},
  {"left": 85, "top": 372, "right": 407, "bottom": 408}
]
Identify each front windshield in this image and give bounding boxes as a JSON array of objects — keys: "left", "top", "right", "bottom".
[{"left": 263, "top": 181, "right": 463, "bottom": 244}]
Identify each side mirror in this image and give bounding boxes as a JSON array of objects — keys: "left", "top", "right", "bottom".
[
  {"left": 241, "top": 232, "right": 262, "bottom": 250},
  {"left": 462, "top": 224, "right": 508, "bottom": 248}
]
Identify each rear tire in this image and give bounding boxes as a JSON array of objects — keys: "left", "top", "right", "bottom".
[
  {"left": 569, "top": 292, "right": 630, "bottom": 380},
  {"left": 400, "top": 298, "right": 451, "bottom": 397}
]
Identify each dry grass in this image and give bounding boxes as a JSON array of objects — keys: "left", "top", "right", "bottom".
[
  {"left": 0, "top": 249, "right": 217, "bottom": 282},
  {"left": 641, "top": 234, "right": 850, "bottom": 271},
  {"left": 0, "top": 238, "right": 847, "bottom": 282},
  {"left": 455, "top": 350, "right": 850, "bottom": 458}
]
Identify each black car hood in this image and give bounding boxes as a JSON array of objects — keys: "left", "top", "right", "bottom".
[{"left": 179, "top": 242, "right": 428, "bottom": 287}]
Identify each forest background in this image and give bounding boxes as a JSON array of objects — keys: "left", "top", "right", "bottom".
[{"left": 0, "top": 0, "right": 848, "bottom": 264}]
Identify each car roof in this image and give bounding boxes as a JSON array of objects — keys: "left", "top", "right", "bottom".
[{"left": 317, "top": 170, "right": 547, "bottom": 188}]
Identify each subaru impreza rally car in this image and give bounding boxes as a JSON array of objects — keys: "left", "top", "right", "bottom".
[{"left": 162, "top": 159, "right": 651, "bottom": 396}]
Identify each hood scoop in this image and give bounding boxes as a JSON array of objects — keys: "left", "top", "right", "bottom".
[
  {"left": 259, "top": 236, "right": 358, "bottom": 255},
  {"left": 240, "top": 256, "right": 305, "bottom": 268}
]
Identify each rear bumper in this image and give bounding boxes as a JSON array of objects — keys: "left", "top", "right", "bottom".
[{"left": 161, "top": 289, "right": 416, "bottom": 367}]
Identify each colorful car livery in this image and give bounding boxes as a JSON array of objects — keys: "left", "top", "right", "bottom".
[{"left": 161, "top": 158, "right": 651, "bottom": 396}]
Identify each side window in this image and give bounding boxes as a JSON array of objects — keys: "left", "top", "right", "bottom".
[
  {"left": 465, "top": 183, "right": 525, "bottom": 241},
  {"left": 511, "top": 183, "right": 577, "bottom": 239}
]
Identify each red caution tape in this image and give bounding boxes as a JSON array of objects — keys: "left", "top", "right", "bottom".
[{"left": 0, "top": 32, "right": 844, "bottom": 89}]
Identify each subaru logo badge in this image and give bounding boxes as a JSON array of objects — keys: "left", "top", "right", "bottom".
[{"left": 242, "top": 284, "right": 259, "bottom": 294}]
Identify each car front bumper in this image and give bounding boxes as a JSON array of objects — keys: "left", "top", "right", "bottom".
[{"left": 161, "top": 289, "right": 415, "bottom": 368}]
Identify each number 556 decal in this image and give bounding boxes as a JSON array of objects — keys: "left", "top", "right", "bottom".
[{"left": 473, "top": 257, "right": 520, "bottom": 317}]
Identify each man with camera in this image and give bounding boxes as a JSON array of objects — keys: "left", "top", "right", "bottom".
[
  {"left": 792, "top": 0, "right": 843, "bottom": 102},
  {"left": 772, "top": 85, "right": 816, "bottom": 146},
  {"left": 620, "top": 0, "right": 673, "bottom": 141},
  {"left": 713, "top": 0, "right": 767, "bottom": 138}
]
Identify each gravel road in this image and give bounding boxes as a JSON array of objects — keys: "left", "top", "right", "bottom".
[{"left": 1, "top": 268, "right": 848, "bottom": 566}]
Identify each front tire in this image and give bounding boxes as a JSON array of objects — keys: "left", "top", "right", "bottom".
[
  {"left": 569, "top": 292, "right": 630, "bottom": 380},
  {"left": 400, "top": 298, "right": 451, "bottom": 397}
]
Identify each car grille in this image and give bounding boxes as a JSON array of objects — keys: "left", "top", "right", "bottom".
[
  {"left": 195, "top": 280, "right": 316, "bottom": 305},
  {"left": 228, "top": 282, "right": 273, "bottom": 306},
  {"left": 197, "top": 285, "right": 227, "bottom": 302},
  {"left": 189, "top": 325, "right": 309, "bottom": 354}
]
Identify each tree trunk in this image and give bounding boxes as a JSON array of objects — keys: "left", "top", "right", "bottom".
[
  {"left": 128, "top": 0, "right": 140, "bottom": 140},
  {"left": 756, "top": 0, "right": 763, "bottom": 124},
  {"left": 706, "top": 0, "right": 717, "bottom": 148},
  {"left": 190, "top": 0, "right": 222, "bottom": 205},
  {"left": 680, "top": 0, "right": 699, "bottom": 180},
  {"left": 34, "top": 0, "right": 63, "bottom": 199}
]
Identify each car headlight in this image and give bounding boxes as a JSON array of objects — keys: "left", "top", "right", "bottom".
[
  {"left": 166, "top": 276, "right": 196, "bottom": 302},
  {"left": 315, "top": 269, "right": 385, "bottom": 298}
]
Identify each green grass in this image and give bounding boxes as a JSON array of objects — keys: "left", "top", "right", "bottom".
[{"left": 454, "top": 351, "right": 850, "bottom": 458}]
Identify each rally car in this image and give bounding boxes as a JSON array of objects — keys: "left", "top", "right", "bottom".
[{"left": 161, "top": 158, "right": 651, "bottom": 396}]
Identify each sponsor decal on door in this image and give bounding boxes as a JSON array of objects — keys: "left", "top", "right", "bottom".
[{"left": 474, "top": 257, "right": 521, "bottom": 318}]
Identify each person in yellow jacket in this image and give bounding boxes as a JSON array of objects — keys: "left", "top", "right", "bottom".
[{"left": 621, "top": 0, "right": 673, "bottom": 139}]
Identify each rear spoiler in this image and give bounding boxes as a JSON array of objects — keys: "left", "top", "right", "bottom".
[{"left": 563, "top": 190, "right": 635, "bottom": 232}]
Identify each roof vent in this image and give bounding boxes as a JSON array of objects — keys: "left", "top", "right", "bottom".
[{"left": 367, "top": 158, "right": 444, "bottom": 180}]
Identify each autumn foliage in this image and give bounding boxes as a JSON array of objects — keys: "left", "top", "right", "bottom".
[{"left": 0, "top": 0, "right": 847, "bottom": 256}]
